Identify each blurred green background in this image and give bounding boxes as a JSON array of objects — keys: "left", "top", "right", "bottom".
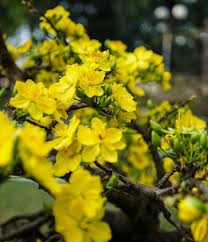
[{"left": 0, "top": 0, "right": 208, "bottom": 115}]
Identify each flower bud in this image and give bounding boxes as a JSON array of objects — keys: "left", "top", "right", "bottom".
[
  {"left": 190, "top": 132, "right": 200, "bottom": 144},
  {"left": 200, "top": 132, "right": 207, "bottom": 150},
  {"left": 111, "top": 60, "right": 116, "bottom": 70},
  {"left": 106, "top": 174, "right": 118, "bottom": 189},
  {"left": 150, "top": 120, "right": 162, "bottom": 135},
  {"left": 191, "top": 216, "right": 208, "bottom": 242},
  {"left": 104, "top": 85, "right": 112, "bottom": 96},
  {"left": 173, "top": 138, "right": 182, "bottom": 153},
  {"left": 151, "top": 131, "right": 161, "bottom": 147},
  {"left": 178, "top": 196, "right": 205, "bottom": 223},
  {"left": 147, "top": 99, "right": 154, "bottom": 109},
  {"left": 0, "top": 88, "right": 6, "bottom": 99}
]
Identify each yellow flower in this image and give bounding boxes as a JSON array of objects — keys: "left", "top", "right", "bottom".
[
  {"left": 23, "top": 156, "right": 60, "bottom": 194},
  {"left": 106, "top": 40, "right": 127, "bottom": 53},
  {"left": 79, "top": 50, "right": 111, "bottom": 71},
  {"left": 163, "top": 157, "right": 180, "bottom": 184},
  {"left": 48, "top": 64, "right": 79, "bottom": 115},
  {"left": 49, "top": 80, "right": 75, "bottom": 109},
  {"left": 40, "top": 6, "right": 70, "bottom": 36},
  {"left": 128, "top": 79, "right": 145, "bottom": 97},
  {"left": 45, "top": 6, "right": 70, "bottom": 19},
  {"left": 0, "top": 112, "right": 16, "bottom": 167},
  {"left": 53, "top": 168, "right": 111, "bottom": 242},
  {"left": 191, "top": 215, "right": 208, "bottom": 242},
  {"left": 17, "top": 40, "right": 32, "bottom": 54},
  {"left": 161, "top": 134, "right": 172, "bottom": 150},
  {"left": 19, "top": 123, "right": 59, "bottom": 193},
  {"left": 61, "top": 64, "right": 80, "bottom": 85},
  {"left": 38, "top": 39, "right": 59, "bottom": 55},
  {"left": 176, "top": 109, "right": 206, "bottom": 132},
  {"left": 71, "top": 39, "right": 101, "bottom": 54},
  {"left": 77, "top": 117, "right": 125, "bottom": 163},
  {"left": 10, "top": 80, "right": 56, "bottom": 120},
  {"left": 67, "top": 168, "right": 104, "bottom": 217},
  {"left": 79, "top": 65, "right": 105, "bottom": 97},
  {"left": 7, "top": 40, "right": 32, "bottom": 60},
  {"left": 54, "top": 140, "right": 82, "bottom": 176},
  {"left": 39, "top": 19, "right": 56, "bottom": 36},
  {"left": 112, "top": 83, "right": 136, "bottom": 112},
  {"left": 53, "top": 116, "right": 80, "bottom": 150},
  {"left": 54, "top": 199, "right": 111, "bottom": 242},
  {"left": 178, "top": 196, "right": 205, "bottom": 223},
  {"left": 19, "top": 123, "right": 53, "bottom": 160}
]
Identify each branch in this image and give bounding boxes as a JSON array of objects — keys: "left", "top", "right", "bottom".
[
  {"left": 94, "top": 161, "right": 157, "bottom": 198},
  {"left": 25, "top": 118, "right": 51, "bottom": 132},
  {"left": 0, "top": 30, "right": 27, "bottom": 88},
  {"left": 66, "top": 103, "right": 88, "bottom": 113},
  {"left": 93, "top": 162, "right": 189, "bottom": 240},
  {"left": 0, "top": 210, "right": 45, "bottom": 228},
  {"left": 0, "top": 213, "right": 52, "bottom": 241},
  {"left": 157, "top": 166, "right": 180, "bottom": 188},
  {"left": 45, "top": 234, "right": 63, "bottom": 242},
  {"left": 24, "top": 103, "right": 88, "bottom": 133},
  {"left": 187, "top": 178, "right": 208, "bottom": 201}
]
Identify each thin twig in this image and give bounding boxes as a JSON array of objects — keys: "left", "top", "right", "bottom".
[
  {"left": 24, "top": 103, "right": 88, "bottom": 133},
  {"left": 0, "top": 210, "right": 45, "bottom": 228},
  {"left": 187, "top": 178, "right": 208, "bottom": 201},
  {"left": 45, "top": 234, "right": 63, "bottom": 242},
  {"left": 66, "top": 103, "right": 88, "bottom": 113},
  {"left": 0, "top": 30, "right": 28, "bottom": 89},
  {"left": 25, "top": 118, "right": 50, "bottom": 131},
  {"left": 0, "top": 214, "right": 52, "bottom": 241},
  {"left": 157, "top": 166, "right": 180, "bottom": 188}
]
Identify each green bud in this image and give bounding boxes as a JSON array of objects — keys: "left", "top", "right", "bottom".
[
  {"left": 186, "top": 196, "right": 205, "bottom": 212},
  {"left": 169, "top": 137, "right": 174, "bottom": 147},
  {"left": 111, "top": 60, "right": 116, "bottom": 70},
  {"left": 150, "top": 120, "right": 162, "bottom": 135},
  {"left": 106, "top": 174, "right": 118, "bottom": 189},
  {"left": 200, "top": 132, "right": 207, "bottom": 150},
  {"left": 190, "top": 132, "right": 200, "bottom": 144},
  {"left": 104, "top": 85, "right": 112, "bottom": 96},
  {"left": 104, "top": 39, "right": 110, "bottom": 48},
  {"left": 151, "top": 131, "right": 161, "bottom": 147},
  {"left": 104, "top": 97, "right": 112, "bottom": 106},
  {"left": 147, "top": 99, "right": 154, "bottom": 109},
  {"left": 173, "top": 138, "right": 182, "bottom": 153},
  {"left": 76, "top": 88, "right": 85, "bottom": 99},
  {"left": 0, "top": 88, "right": 6, "bottom": 99}
]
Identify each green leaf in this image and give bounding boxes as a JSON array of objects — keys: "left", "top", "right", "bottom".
[{"left": 0, "top": 176, "right": 53, "bottom": 223}]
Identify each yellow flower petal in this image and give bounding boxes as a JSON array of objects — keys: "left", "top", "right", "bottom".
[
  {"left": 101, "top": 145, "right": 118, "bottom": 163},
  {"left": 54, "top": 149, "right": 81, "bottom": 176},
  {"left": 82, "top": 145, "right": 100, "bottom": 162},
  {"left": 77, "top": 126, "right": 99, "bottom": 145},
  {"left": 104, "top": 128, "right": 122, "bottom": 143},
  {"left": 87, "top": 221, "right": 112, "bottom": 242}
]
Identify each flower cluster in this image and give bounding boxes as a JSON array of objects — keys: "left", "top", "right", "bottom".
[
  {"left": 1, "top": 5, "right": 207, "bottom": 242},
  {"left": 151, "top": 108, "right": 207, "bottom": 166},
  {"left": 53, "top": 168, "right": 111, "bottom": 242},
  {"left": 0, "top": 111, "right": 111, "bottom": 242},
  {"left": 8, "top": 5, "right": 171, "bottom": 124}
]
